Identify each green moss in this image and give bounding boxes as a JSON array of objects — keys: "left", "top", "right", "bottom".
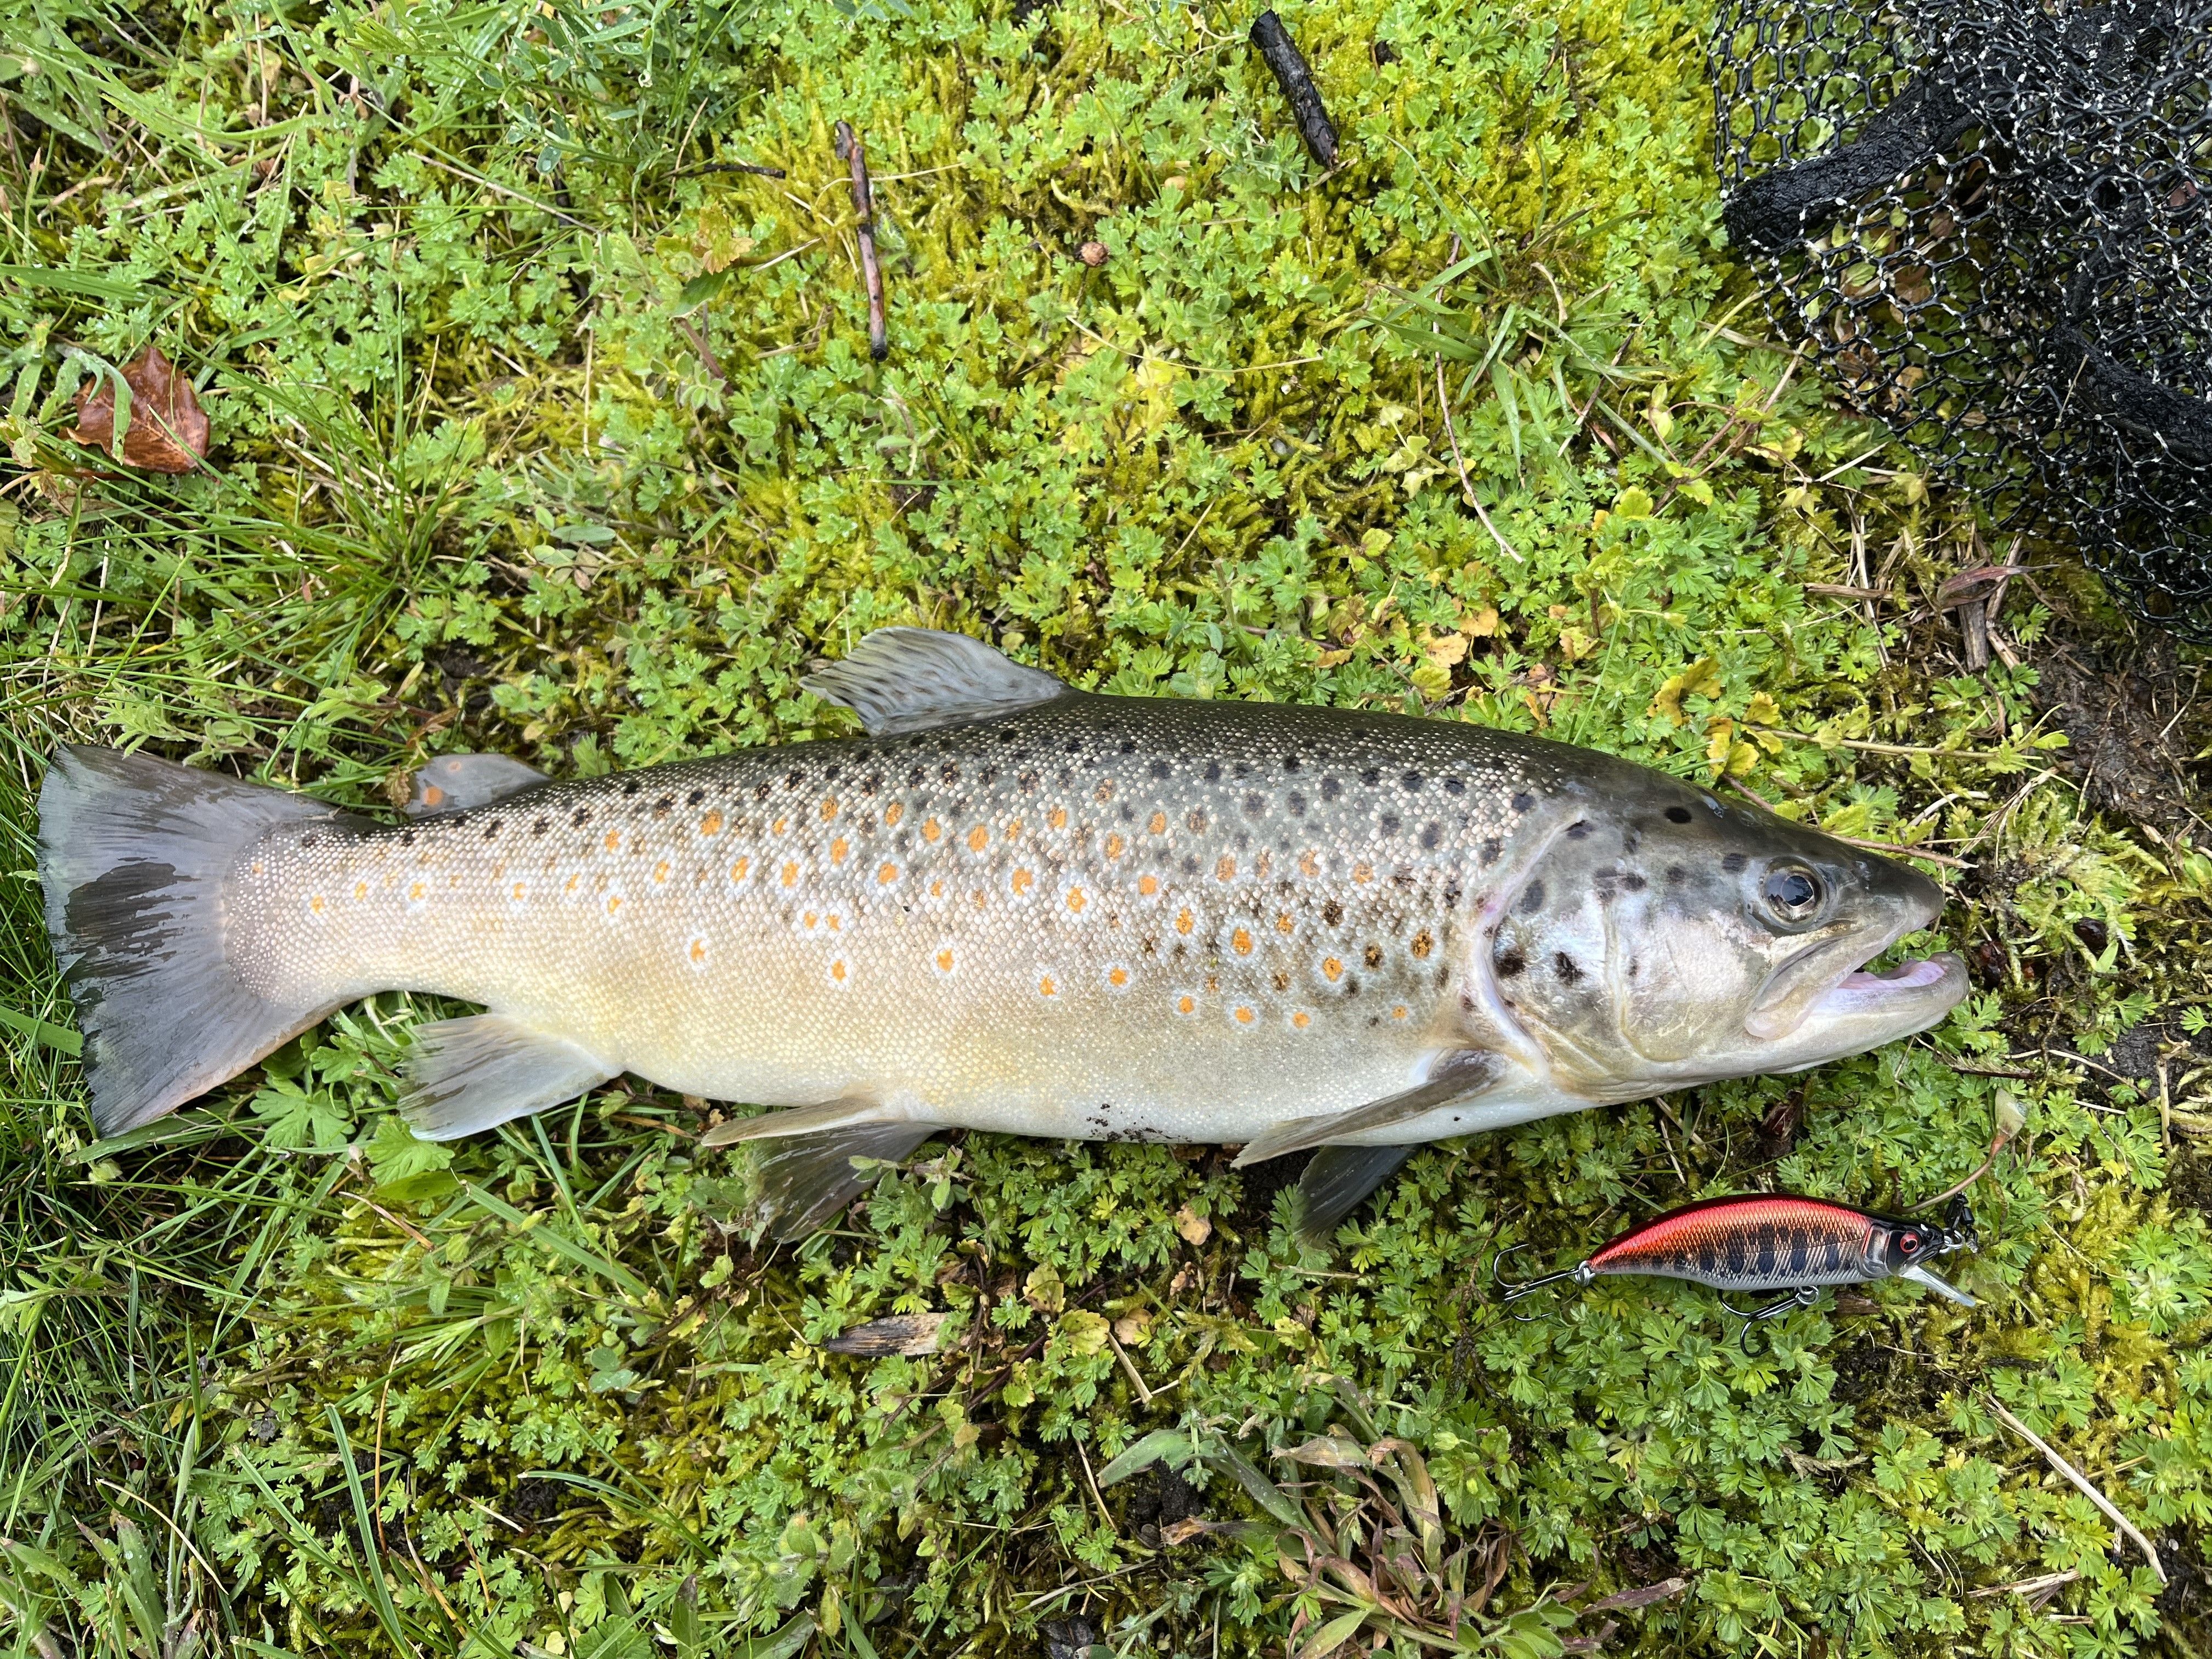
[{"left": 2, "top": 0, "right": 2210, "bottom": 1651}]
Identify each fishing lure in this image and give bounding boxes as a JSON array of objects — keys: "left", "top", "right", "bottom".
[{"left": 1495, "top": 1193, "right": 1978, "bottom": 1335}]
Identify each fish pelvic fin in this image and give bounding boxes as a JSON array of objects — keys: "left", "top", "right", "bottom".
[
  {"left": 698, "top": 1096, "right": 916, "bottom": 1147},
  {"left": 400, "top": 1014, "right": 620, "bottom": 1141},
  {"left": 38, "top": 744, "right": 367, "bottom": 1136},
  {"left": 803, "top": 627, "right": 1071, "bottom": 736},
  {"left": 1230, "top": 1051, "right": 1506, "bottom": 1167},
  {"left": 743, "top": 1122, "right": 938, "bottom": 1241},
  {"left": 403, "top": 752, "right": 551, "bottom": 817},
  {"left": 1294, "top": 1146, "right": 1417, "bottom": 1239}
]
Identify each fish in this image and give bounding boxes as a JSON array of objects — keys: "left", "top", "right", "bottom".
[
  {"left": 1494, "top": 1192, "right": 1980, "bottom": 1321},
  {"left": 37, "top": 627, "right": 1967, "bottom": 1237}
]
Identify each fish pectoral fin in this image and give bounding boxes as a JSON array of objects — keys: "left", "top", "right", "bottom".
[
  {"left": 743, "top": 1122, "right": 939, "bottom": 1242},
  {"left": 403, "top": 753, "right": 552, "bottom": 817},
  {"left": 1231, "top": 1051, "right": 1505, "bottom": 1168},
  {"left": 803, "top": 627, "right": 1071, "bottom": 736},
  {"left": 400, "top": 1015, "right": 619, "bottom": 1141},
  {"left": 1295, "top": 1146, "right": 1417, "bottom": 1238}
]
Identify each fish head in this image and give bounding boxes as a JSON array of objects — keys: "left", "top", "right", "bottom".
[{"left": 1479, "top": 781, "right": 1966, "bottom": 1100}]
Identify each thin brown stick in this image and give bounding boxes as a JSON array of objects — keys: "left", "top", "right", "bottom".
[
  {"left": 674, "top": 315, "right": 727, "bottom": 386},
  {"left": 834, "top": 121, "right": 887, "bottom": 361},
  {"left": 1987, "top": 1398, "right": 2167, "bottom": 1584},
  {"left": 1437, "top": 354, "right": 1521, "bottom": 562}
]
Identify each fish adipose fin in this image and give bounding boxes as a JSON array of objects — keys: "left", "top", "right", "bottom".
[
  {"left": 38, "top": 745, "right": 369, "bottom": 1137},
  {"left": 804, "top": 627, "right": 1071, "bottom": 736},
  {"left": 403, "top": 753, "right": 551, "bottom": 817},
  {"left": 1295, "top": 1146, "right": 1417, "bottom": 1238},
  {"left": 1231, "top": 1051, "right": 1506, "bottom": 1168},
  {"left": 400, "top": 1014, "right": 619, "bottom": 1140},
  {"left": 744, "top": 1122, "right": 938, "bottom": 1240}
]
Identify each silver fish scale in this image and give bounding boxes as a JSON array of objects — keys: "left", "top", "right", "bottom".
[{"left": 228, "top": 697, "right": 1639, "bottom": 1143}]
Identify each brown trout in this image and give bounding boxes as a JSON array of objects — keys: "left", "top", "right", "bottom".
[{"left": 40, "top": 628, "right": 1966, "bottom": 1234}]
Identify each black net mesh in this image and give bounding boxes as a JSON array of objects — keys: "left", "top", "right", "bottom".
[{"left": 1711, "top": 0, "right": 2212, "bottom": 636}]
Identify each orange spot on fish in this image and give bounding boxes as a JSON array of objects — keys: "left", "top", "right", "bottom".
[
  {"left": 1066, "top": 887, "right": 1087, "bottom": 913},
  {"left": 353, "top": 881, "right": 368, "bottom": 900},
  {"left": 1107, "top": 965, "right": 1130, "bottom": 988},
  {"left": 968, "top": 826, "right": 990, "bottom": 852},
  {"left": 773, "top": 816, "right": 788, "bottom": 835},
  {"left": 1291, "top": 1009, "right": 1312, "bottom": 1030},
  {"left": 1105, "top": 833, "right": 1125, "bottom": 859},
  {"left": 1011, "top": 867, "right": 1035, "bottom": 896},
  {"left": 730, "top": 857, "right": 751, "bottom": 882},
  {"left": 923, "top": 817, "right": 943, "bottom": 842},
  {"left": 252, "top": 861, "right": 264, "bottom": 877},
  {"left": 830, "top": 837, "right": 849, "bottom": 865},
  {"left": 1149, "top": 812, "right": 1168, "bottom": 836},
  {"left": 653, "top": 861, "right": 670, "bottom": 883},
  {"left": 1393, "top": 1005, "right": 1410, "bottom": 1020},
  {"left": 1299, "top": 850, "right": 1320, "bottom": 879},
  {"left": 513, "top": 882, "right": 527, "bottom": 900},
  {"left": 1176, "top": 994, "right": 1197, "bottom": 1015},
  {"left": 1049, "top": 807, "right": 1068, "bottom": 830},
  {"left": 1006, "top": 819, "right": 1023, "bottom": 840},
  {"left": 700, "top": 810, "right": 724, "bottom": 837},
  {"left": 690, "top": 939, "right": 707, "bottom": 963},
  {"left": 1233, "top": 1005, "right": 1255, "bottom": 1024},
  {"left": 884, "top": 802, "right": 904, "bottom": 827},
  {"left": 1231, "top": 928, "right": 1252, "bottom": 955},
  {"left": 565, "top": 874, "right": 582, "bottom": 894},
  {"left": 308, "top": 895, "right": 325, "bottom": 914},
  {"left": 605, "top": 831, "right": 622, "bottom": 852},
  {"left": 607, "top": 895, "right": 623, "bottom": 915},
  {"left": 782, "top": 861, "right": 800, "bottom": 887},
  {"left": 1176, "top": 908, "right": 1194, "bottom": 935},
  {"left": 1039, "top": 975, "right": 1057, "bottom": 997},
  {"left": 879, "top": 861, "right": 899, "bottom": 885},
  {"left": 803, "top": 910, "right": 820, "bottom": 930},
  {"left": 822, "top": 797, "right": 839, "bottom": 820},
  {"left": 935, "top": 947, "right": 956, "bottom": 973},
  {"left": 1277, "top": 912, "right": 1294, "bottom": 934},
  {"left": 830, "top": 958, "right": 849, "bottom": 984},
  {"left": 1138, "top": 873, "right": 1160, "bottom": 896},
  {"left": 1353, "top": 862, "right": 1374, "bottom": 884},
  {"left": 1322, "top": 956, "right": 1344, "bottom": 981},
  {"left": 409, "top": 882, "right": 428, "bottom": 901},
  {"left": 929, "top": 878, "right": 945, "bottom": 898},
  {"left": 1216, "top": 855, "right": 1236, "bottom": 882}
]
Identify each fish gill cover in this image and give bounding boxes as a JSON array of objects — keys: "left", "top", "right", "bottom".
[
  {"left": 1, "top": 0, "right": 2211, "bottom": 1654},
  {"left": 1712, "top": 0, "right": 2212, "bottom": 639}
]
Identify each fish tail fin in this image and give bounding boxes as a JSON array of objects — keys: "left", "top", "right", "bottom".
[{"left": 38, "top": 744, "right": 354, "bottom": 1136}]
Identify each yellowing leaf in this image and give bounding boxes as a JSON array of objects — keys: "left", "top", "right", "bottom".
[
  {"left": 1024, "top": 1261, "right": 1065, "bottom": 1314},
  {"left": 1746, "top": 691, "right": 1782, "bottom": 726},
  {"left": 1651, "top": 657, "right": 1722, "bottom": 725},
  {"left": 1058, "top": 1310, "right": 1111, "bottom": 1357},
  {"left": 1112, "top": 1310, "right": 1153, "bottom": 1346},
  {"left": 1459, "top": 606, "right": 1499, "bottom": 638},
  {"left": 1425, "top": 632, "right": 1469, "bottom": 668},
  {"left": 1613, "top": 485, "right": 1654, "bottom": 520}
]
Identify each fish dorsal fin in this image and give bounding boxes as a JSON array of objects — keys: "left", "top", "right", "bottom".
[
  {"left": 404, "top": 753, "right": 552, "bottom": 817},
  {"left": 803, "top": 628, "right": 1071, "bottom": 736}
]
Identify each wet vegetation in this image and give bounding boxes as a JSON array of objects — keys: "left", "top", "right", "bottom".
[{"left": 2, "top": 0, "right": 2210, "bottom": 1652}]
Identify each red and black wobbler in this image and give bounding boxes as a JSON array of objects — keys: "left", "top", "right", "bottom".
[{"left": 1494, "top": 1193, "right": 1978, "bottom": 1335}]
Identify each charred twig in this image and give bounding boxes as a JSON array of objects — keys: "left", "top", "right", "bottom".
[
  {"left": 833, "top": 120, "right": 888, "bottom": 360},
  {"left": 1250, "top": 11, "right": 1339, "bottom": 168}
]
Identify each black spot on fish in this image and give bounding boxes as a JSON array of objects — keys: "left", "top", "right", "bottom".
[
  {"left": 1623, "top": 872, "right": 1646, "bottom": 891},
  {"left": 1665, "top": 866, "right": 1685, "bottom": 884},
  {"left": 1282, "top": 755, "right": 1301, "bottom": 772},
  {"left": 1666, "top": 806, "right": 1693, "bottom": 823},
  {"left": 980, "top": 766, "right": 1001, "bottom": 786},
  {"left": 908, "top": 766, "right": 926, "bottom": 788},
  {"left": 1419, "top": 823, "right": 1442, "bottom": 850},
  {"left": 1436, "top": 963, "right": 1451, "bottom": 988},
  {"left": 1442, "top": 885, "right": 1462, "bottom": 906},
  {"left": 1322, "top": 899, "right": 1344, "bottom": 926},
  {"left": 1121, "top": 739, "right": 1137, "bottom": 755},
  {"left": 1480, "top": 838, "right": 1502, "bottom": 866},
  {"left": 572, "top": 809, "right": 591, "bottom": 827},
  {"left": 622, "top": 780, "right": 641, "bottom": 796},
  {"left": 1342, "top": 976, "right": 1361, "bottom": 996},
  {"left": 1443, "top": 777, "right": 1464, "bottom": 796},
  {"left": 1272, "top": 970, "right": 1291, "bottom": 991},
  {"left": 399, "top": 828, "right": 417, "bottom": 847},
  {"left": 1361, "top": 768, "right": 1381, "bottom": 786},
  {"left": 533, "top": 819, "right": 549, "bottom": 836},
  {"left": 1150, "top": 759, "right": 1170, "bottom": 780},
  {"left": 1496, "top": 950, "right": 1527, "bottom": 977},
  {"left": 1066, "top": 737, "right": 1085, "bottom": 753},
  {"left": 1554, "top": 953, "right": 1582, "bottom": 983},
  {"left": 687, "top": 789, "right": 705, "bottom": 806},
  {"left": 941, "top": 763, "right": 961, "bottom": 784},
  {"left": 1019, "top": 771, "right": 1040, "bottom": 793},
  {"left": 1364, "top": 944, "right": 1384, "bottom": 969},
  {"left": 1566, "top": 821, "right": 1590, "bottom": 839},
  {"left": 1391, "top": 871, "right": 1415, "bottom": 889},
  {"left": 1322, "top": 777, "right": 1342, "bottom": 801},
  {"left": 1402, "top": 771, "right": 1423, "bottom": 791},
  {"left": 1244, "top": 793, "right": 1264, "bottom": 815},
  {"left": 1380, "top": 813, "right": 1400, "bottom": 835},
  {"left": 997, "top": 729, "right": 1018, "bottom": 744},
  {"left": 1722, "top": 853, "right": 1747, "bottom": 873},
  {"left": 861, "top": 772, "right": 882, "bottom": 794},
  {"left": 1233, "top": 761, "right": 1252, "bottom": 779},
  {"left": 483, "top": 821, "right": 501, "bottom": 840},
  {"left": 1287, "top": 791, "right": 1307, "bottom": 815},
  {"left": 1204, "top": 761, "right": 1221, "bottom": 782},
  {"left": 1181, "top": 855, "right": 1199, "bottom": 874},
  {"left": 1512, "top": 792, "right": 1534, "bottom": 812},
  {"left": 1517, "top": 881, "right": 1546, "bottom": 915},
  {"left": 826, "top": 764, "right": 844, "bottom": 779},
  {"left": 654, "top": 797, "right": 673, "bottom": 816},
  {"left": 785, "top": 770, "right": 803, "bottom": 789},
  {"left": 1187, "top": 810, "right": 1206, "bottom": 833}
]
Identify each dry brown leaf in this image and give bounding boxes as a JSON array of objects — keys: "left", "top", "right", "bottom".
[
  {"left": 820, "top": 1312, "right": 946, "bottom": 1357},
  {"left": 71, "top": 343, "right": 209, "bottom": 473},
  {"left": 1173, "top": 1203, "right": 1211, "bottom": 1246}
]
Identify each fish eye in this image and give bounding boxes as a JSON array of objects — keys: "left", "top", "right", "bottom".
[
  {"left": 1898, "top": 1232, "right": 1922, "bottom": 1255},
  {"left": 1761, "top": 862, "right": 1824, "bottom": 924}
]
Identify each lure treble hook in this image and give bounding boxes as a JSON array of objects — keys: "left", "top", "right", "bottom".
[{"left": 1491, "top": 1241, "right": 1595, "bottom": 1321}]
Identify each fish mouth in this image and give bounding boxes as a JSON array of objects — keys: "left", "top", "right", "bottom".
[{"left": 1803, "top": 953, "right": 1967, "bottom": 1024}]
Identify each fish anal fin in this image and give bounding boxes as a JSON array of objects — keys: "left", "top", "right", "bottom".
[
  {"left": 744, "top": 1122, "right": 938, "bottom": 1241},
  {"left": 404, "top": 753, "right": 552, "bottom": 817},
  {"left": 401, "top": 1014, "right": 618, "bottom": 1141},
  {"left": 1231, "top": 1051, "right": 1505, "bottom": 1168},
  {"left": 803, "top": 627, "right": 1070, "bottom": 736},
  {"left": 1296, "top": 1146, "right": 1417, "bottom": 1238}
]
